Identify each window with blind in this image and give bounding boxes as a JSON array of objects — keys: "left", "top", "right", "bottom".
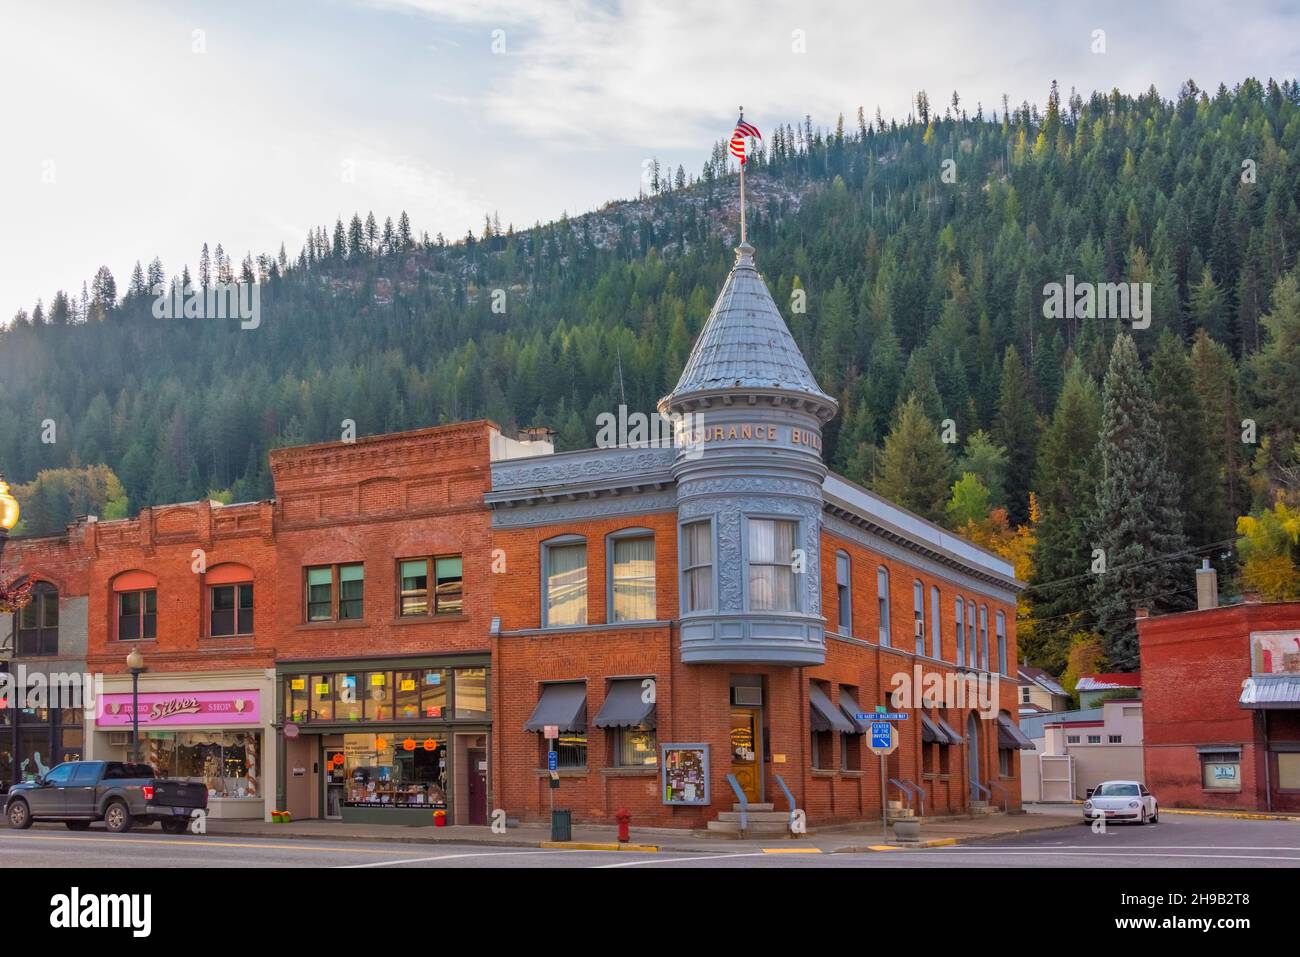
[
  {"left": 610, "top": 533, "right": 655, "bottom": 622},
  {"left": 748, "top": 518, "right": 797, "bottom": 612},
  {"left": 966, "top": 599, "right": 977, "bottom": 669},
  {"left": 996, "top": 611, "right": 1007, "bottom": 675},
  {"left": 929, "top": 585, "right": 941, "bottom": 660},
  {"left": 681, "top": 521, "right": 713, "bottom": 612},
  {"left": 955, "top": 597, "right": 965, "bottom": 666},
  {"left": 543, "top": 539, "right": 587, "bottom": 627},
  {"left": 304, "top": 564, "right": 364, "bottom": 622},
  {"left": 399, "top": 556, "right": 464, "bottom": 617},
  {"left": 836, "top": 551, "right": 852, "bottom": 635},
  {"left": 18, "top": 584, "right": 59, "bottom": 656},
  {"left": 913, "top": 580, "right": 925, "bottom": 654},
  {"left": 979, "top": 605, "right": 989, "bottom": 671}
]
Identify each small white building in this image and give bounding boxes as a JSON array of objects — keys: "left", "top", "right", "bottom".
[{"left": 1020, "top": 697, "right": 1144, "bottom": 802}]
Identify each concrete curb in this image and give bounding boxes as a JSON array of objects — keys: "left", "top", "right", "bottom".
[
  {"left": 1163, "top": 808, "right": 1300, "bottom": 822},
  {"left": 539, "top": 841, "right": 659, "bottom": 852}
]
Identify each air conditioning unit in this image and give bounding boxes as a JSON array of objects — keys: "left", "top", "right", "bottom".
[
  {"left": 732, "top": 687, "right": 762, "bottom": 707},
  {"left": 107, "top": 731, "right": 131, "bottom": 748}
]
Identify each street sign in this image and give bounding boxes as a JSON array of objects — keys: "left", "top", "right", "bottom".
[
  {"left": 857, "top": 712, "right": 909, "bottom": 721},
  {"left": 544, "top": 724, "right": 559, "bottom": 740},
  {"left": 547, "top": 750, "right": 558, "bottom": 772},
  {"left": 868, "top": 722, "right": 898, "bottom": 756}
]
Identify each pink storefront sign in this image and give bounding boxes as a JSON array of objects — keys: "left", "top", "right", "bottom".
[{"left": 97, "top": 690, "right": 261, "bottom": 726}]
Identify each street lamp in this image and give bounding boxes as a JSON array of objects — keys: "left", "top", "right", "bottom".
[
  {"left": 126, "top": 649, "right": 146, "bottom": 764},
  {"left": 0, "top": 473, "right": 18, "bottom": 561}
]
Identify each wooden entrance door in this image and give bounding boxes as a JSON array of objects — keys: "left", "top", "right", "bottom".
[
  {"left": 466, "top": 748, "right": 488, "bottom": 826},
  {"left": 729, "top": 708, "right": 762, "bottom": 803}
]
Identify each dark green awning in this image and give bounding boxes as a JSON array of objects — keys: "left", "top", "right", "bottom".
[
  {"left": 592, "top": 679, "right": 656, "bottom": 729},
  {"left": 524, "top": 682, "right": 587, "bottom": 733}
]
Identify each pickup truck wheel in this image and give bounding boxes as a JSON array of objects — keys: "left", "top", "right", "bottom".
[
  {"left": 161, "top": 819, "right": 189, "bottom": 835},
  {"left": 6, "top": 799, "right": 32, "bottom": 829},
  {"left": 65, "top": 821, "right": 91, "bottom": 831},
  {"left": 103, "top": 800, "right": 133, "bottom": 833}
]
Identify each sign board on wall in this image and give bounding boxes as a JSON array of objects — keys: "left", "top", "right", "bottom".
[
  {"left": 96, "top": 690, "right": 262, "bottom": 726},
  {"left": 662, "top": 743, "right": 710, "bottom": 805},
  {"left": 1250, "top": 632, "right": 1300, "bottom": 675}
]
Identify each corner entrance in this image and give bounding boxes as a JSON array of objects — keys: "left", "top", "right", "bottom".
[{"left": 729, "top": 708, "right": 762, "bottom": 803}]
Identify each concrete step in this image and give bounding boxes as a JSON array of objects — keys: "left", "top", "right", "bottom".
[
  {"left": 733, "top": 803, "right": 775, "bottom": 812},
  {"left": 707, "top": 819, "right": 793, "bottom": 835},
  {"left": 716, "top": 810, "right": 791, "bottom": 824}
]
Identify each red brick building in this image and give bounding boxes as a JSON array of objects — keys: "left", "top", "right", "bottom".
[
  {"left": 2, "top": 238, "right": 1028, "bottom": 830},
  {"left": 1140, "top": 597, "right": 1300, "bottom": 813}
]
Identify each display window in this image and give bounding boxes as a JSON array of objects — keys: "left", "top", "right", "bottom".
[
  {"left": 341, "top": 732, "right": 446, "bottom": 808},
  {"left": 138, "top": 730, "right": 261, "bottom": 799}
]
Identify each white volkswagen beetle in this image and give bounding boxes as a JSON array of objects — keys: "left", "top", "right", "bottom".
[{"left": 1083, "top": 780, "right": 1158, "bottom": 824}]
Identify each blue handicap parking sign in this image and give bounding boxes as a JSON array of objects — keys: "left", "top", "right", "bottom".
[{"left": 548, "top": 750, "right": 558, "bottom": 772}]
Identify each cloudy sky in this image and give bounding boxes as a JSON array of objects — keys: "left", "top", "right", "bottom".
[{"left": 2, "top": 0, "right": 1297, "bottom": 319}]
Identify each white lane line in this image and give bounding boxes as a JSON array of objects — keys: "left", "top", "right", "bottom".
[
  {"left": 339, "top": 849, "right": 583, "bottom": 868},
  {"left": 929, "top": 845, "right": 1300, "bottom": 851},
  {"left": 926, "top": 850, "right": 1300, "bottom": 862},
  {"left": 596, "top": 852, "right": 771, "bottom": 868}
]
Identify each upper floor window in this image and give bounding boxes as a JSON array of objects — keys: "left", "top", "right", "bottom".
[
  {"left": 912, "top": 580, "right": 925, "bottom": 655},
  {"left": 979, "top": 605, "right": 990, "bottom": 671},
  {"left": 835, "top": 551, "right": 852, "bottom": 635},
  {"left": 543, "top": 538, "right": 587, "bottom": 627},
  {"left": 877, "top": 567, "right": 891, "bottom": 646},
  {"left": 748, "top": 518, "right": 797, "bottom": 612},
  {"left": 954, "top": 597, "right": 965, "bottom": 666},
  {"left": 211, "top": 584, "right": 253, "bottom": 637},
  {"left": 609, "top": 531, "right": 655, "bottom": 623},
  {"left": 681, "top": 522, "right": 713, "bottom": 613},
  {"left": 399, "top": 556, "right": 464, "bottom": 617},
  {"left": 1021, "top": 685, "right": 1032, "bottom": 703},
  {"left": 113, "top": 570, "right": 158, "bottom": 641},
  {"left": 966, "top": 600, "right": 977, "bottom": 669},
  {"left": 996, "top": 611, "right": 1007, "bottom": 676},
  {"left": 18, "top": 583, "right": 59, "bottom": 656},
  {"left": 305, "top": 563, "right": 364, "bottom": 622},
  {"left": 929, "top": 585, "right": 941, "bottom": 660}
]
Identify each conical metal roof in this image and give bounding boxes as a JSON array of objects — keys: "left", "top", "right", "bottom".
[{"left": 661, "top": 242, "right": 837, "bottom": 421}]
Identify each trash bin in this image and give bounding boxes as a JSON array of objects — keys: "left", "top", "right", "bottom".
[{"left": 550, "top": 809, "right": 572, "bottom": 842}]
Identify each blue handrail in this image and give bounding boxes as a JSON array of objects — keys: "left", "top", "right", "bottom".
[
  {"left": 724, "top": 774, "right": 749, "bottom": 832},
  {"left": 971, "top": 780, "right": 991, "bottom": 802},
  {"left": 773, "top": 773, "right": 796, "bottom": 832},
  {"left": 988, "top": 780, "right": 1008, "bottom": 812},
  {"left": 902, "top": 777, "right": 927, "bottom": 818},
  {"left": 888, "top": 778, "right": 915, "bottom": 812}
]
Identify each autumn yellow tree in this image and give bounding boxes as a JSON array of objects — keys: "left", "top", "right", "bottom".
[{"left": 1237, "top": 497, "right": 1300, "bottom": 600}]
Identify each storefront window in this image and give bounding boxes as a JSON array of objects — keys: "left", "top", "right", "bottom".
[
  {"left": 287, "top": 676, "right": 309, "bottom": 723},
  {"left": 341, "top": 732, "right": 446, "bottom": 808},
  {"left": 367, "top": 672, "right": 394, "bottom": 721},
  {"left": 139, "top": 730, "right": 261, "bottom": 799},
  {"left": 1201, "top": 751, "right": 1241, "bottom": 789},
  {"left": 312, "top": 674, "right": 336, "bottom": 721},
  {"left": 336, "top": 673, "right": 363, "bottom": 721},
  {"left": 455, "top": 668, "right": 488, "bottom": 719},
  {"left": 613, "top": 725, "right": 657, "bottom": 767},
  {"left": 17, "top": 727, "right": 54, "bottom": 782}
]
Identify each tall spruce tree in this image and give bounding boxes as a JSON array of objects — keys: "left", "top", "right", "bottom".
[
  {"left": 1089, "top": 334, "right": 1193, "bottom": 669},
  {"left": 874, "top": 394, "right": 952, "bottom": 524},
  {"left": 992, "top": 345, "right": 1038, "bottom": 524}
]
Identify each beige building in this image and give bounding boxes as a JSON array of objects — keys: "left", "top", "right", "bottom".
[
  {"left": 1020, "top": 697, "right": 1144, "bottom": 802},
  {"left": 1017, "top": 664, "right": 1070, "bottom": 716}
]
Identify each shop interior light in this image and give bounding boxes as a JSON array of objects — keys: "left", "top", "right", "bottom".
[{"left": 0, "top": 475, "right": 19, "bottom": 532}]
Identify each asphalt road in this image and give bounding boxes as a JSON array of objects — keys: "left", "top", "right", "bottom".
[{"left": 1, "top": 813, "right": 1297, "bottom": 867}]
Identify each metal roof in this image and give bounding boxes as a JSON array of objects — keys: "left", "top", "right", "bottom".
[
  {"left": 1240, "top": 675, "right": 1300, "bottom": 708},
  {"left": 662, "top": 242, "right": 836, "bottom": 419},
  {"left": 1019, "top": 707, "right": 1104, "bottom": 740}
]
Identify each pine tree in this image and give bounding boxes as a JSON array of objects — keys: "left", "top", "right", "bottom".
[
  {"left": 873, "top": 394, "right": 952, "bottom": 523},
  {"left": 992, "top": 345, "right": 1038, "bottom": 524},
  {"left": 1250, "top": 273, "right": 1300, "bottom": 483},
  {"left": 1089, "top": 334, "right": 1193, "bottom": 669}
]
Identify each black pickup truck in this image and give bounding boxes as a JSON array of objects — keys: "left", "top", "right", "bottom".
[{"left": 3, "top": 760, "right": 208, "bottom": 834}]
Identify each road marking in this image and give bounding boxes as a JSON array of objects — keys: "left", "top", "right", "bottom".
[
  {"left": 596, "top": 852, "right": 770, "bottom": 868},
  {"left": 762, "top": 847, "right": 822, "bottom": 854},
  {"left": 935, "top": 845, "right": 1300, "bottom": 851},
  {"left": 339, "top": 849, "right": 578, "bottom": 868},
  {"left": 0, "top": 833, "right": 467, "bottom": 856}
]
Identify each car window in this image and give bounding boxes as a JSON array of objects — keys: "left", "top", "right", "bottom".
[
  {"left": 43, "top": 764, "right": 77, "bottom": 785},
  {"left": 70, "top": 763, "right": 102, "bottom": 786},
  {"left": 1093, "top": 782, "right": 1140, "bottom": 797}
]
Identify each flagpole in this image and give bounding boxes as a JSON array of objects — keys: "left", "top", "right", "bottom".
[{"left": 739, "top": 105, "right": 747, "bottom": 245}]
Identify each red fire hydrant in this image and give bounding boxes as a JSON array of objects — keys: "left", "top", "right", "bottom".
[{"left": 615, "top": 807, "right": 631, "bottom": 843}]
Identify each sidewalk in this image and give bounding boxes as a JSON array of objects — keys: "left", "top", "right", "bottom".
[{"left": 201, "top": 808, "right": 1082, "bottom": 854}]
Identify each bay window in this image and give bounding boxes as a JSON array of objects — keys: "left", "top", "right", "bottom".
[
  {"left": 681, "top": 521, "right": 713, "bottom": 612},
  {"left": 748, "top": 518, "right": 797, "bottom": 612}
]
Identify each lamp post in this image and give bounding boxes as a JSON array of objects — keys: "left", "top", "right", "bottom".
[
  {"left": 0, "top": 473, "right": 18, "bottom": 561},
  {"left": 126, "top": 649, "right": 146, "bottom": 764}
]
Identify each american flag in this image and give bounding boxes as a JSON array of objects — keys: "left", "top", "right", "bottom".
[{"left": 730, "top": 116, "right": 761, "bottom": 165}]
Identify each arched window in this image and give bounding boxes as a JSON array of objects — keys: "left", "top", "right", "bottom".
[
  {"left": 966, "top": 600, "right": 977, "bottom": 670},
  {"left": 929, "top": 586, "right": 942, "bottom": 660},
  {"left": 18, "top": 582, "right": 59, "bottom": 656},
  {"left": 954, "top": 598, "right": 965, "bottom": 666},
  {"left": 112, "top": 570, "right": 158, "bottom": 641},
  {"left": 207, "top": 563, "right": 254, "bottom": 637},
  {"left": 996, "top": 611, "right": 1008, "bottom": 676},
  {"left": 835, "top": 551, "right": 852, "bottom": 635},
  {"left": 877, "top": 567, "right": 891, "bottom": 646},
  {"left": 979, "top": 605, "right": 989, "bottom": 671},
  {"left": 912, "top": 580, "right": 925, "bottom": 654}
]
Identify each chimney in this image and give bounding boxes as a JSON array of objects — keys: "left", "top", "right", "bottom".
[{"left": 1196, "top": 558, "right": 1219, "bottom": 611}]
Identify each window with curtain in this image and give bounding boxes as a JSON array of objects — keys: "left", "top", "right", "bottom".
[
  {"left": 913, "top": 580, "right": 925, "bottom": 654},
  {"left": 877, "top": 567, "right": 891, "bottom": 645},
  {"left": 339, "top": 564, "right": 364, "bottom": 619},
  {"left": 836, "top": 551, "right": 852, "bottom": 635},
  {"left": 996, "top": 611, "right": 1007, "bottom": 675},
  {"left": 929, "top": 586, "right": 941, "bottom": 660},
  {"left": 681, "top": 522, "right": 713, "bottom": 612},
  {"left": 748, "top": 518, "right": 797, "bottom": 611},
  {"left": 18, "top": 584, "right": 59, "bottom": 656},
  {"left": 544, "top": 540, "right": 587, "bottom": 627},
  {"left": 955, "top": 597, "right": 965, "bottom": 666},
  {"left": 306, "top": 567, "right": 333, "bottom": 621},
  {"left": 611, "top": 534, "right": 655, "bottom": 622}
]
